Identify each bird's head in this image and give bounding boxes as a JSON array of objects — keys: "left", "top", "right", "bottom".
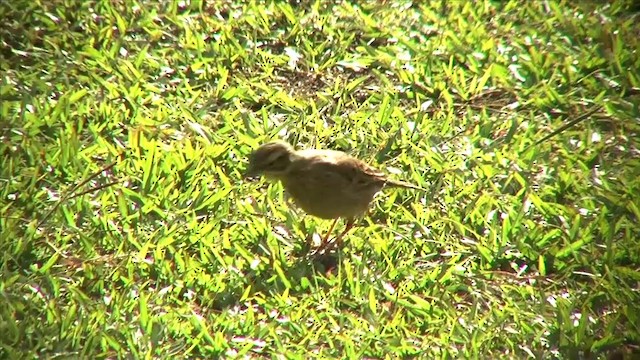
[{"left": 245, "top": 141, "right": 295, "bottom": 179}]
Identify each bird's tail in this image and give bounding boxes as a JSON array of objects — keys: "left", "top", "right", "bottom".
[{"left": 384, "top": 178, "right": 428, "bottom": 192}]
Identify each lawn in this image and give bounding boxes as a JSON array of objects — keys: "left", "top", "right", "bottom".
[{"left": 1, "top": 0, "right": 639, "bottom": 358}]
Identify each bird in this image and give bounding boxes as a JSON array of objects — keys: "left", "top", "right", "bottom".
[{"left": 244, "top": 140, "right": 426, "bottom": 251}]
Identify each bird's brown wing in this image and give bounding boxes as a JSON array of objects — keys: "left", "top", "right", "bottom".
[
  {"left": 333, "top": 154, "right": 430, "bottom": 191},
  {"left": 318, "top": 154, "right": 387, "bottom": 192},
  {"left": 295, "top": 149, "right": 426, "bottom": 191}
]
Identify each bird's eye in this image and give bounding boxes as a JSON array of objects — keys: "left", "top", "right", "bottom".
[
  {"left": 268, "top": 157, "right": 278, "bottom": 165},
  {"left": 265, "top": 153, "right": 287, "bottom": 169}
]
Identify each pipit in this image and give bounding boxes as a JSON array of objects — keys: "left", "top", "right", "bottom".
[{"left": 245, "top": 140, "right": 425, "bottom": 250}]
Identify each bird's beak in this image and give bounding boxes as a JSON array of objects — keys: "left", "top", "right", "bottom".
[{"left": 244, "top": 166, "right": 259, "bottom": 179}]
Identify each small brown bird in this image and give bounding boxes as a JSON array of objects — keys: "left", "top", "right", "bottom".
[{"left": 245, "top": 140, "right": 425, "bottom": 250}]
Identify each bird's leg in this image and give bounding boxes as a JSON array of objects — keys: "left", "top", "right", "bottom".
[
  {"left": 316, "top": 218, "right": 355, "bottom": 253},
  {"left": 320, "top": 218, "right": 339, "bottom": 246},
  {"left": 332, "top": 218, "right": 355, "bottom": 248}
]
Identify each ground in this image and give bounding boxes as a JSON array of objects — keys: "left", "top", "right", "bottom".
[{"left": 1, "top": 0, "right": 639, "bottom": 358}]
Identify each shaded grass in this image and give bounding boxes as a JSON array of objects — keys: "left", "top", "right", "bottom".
[{"left": 1, "top": 0, "right": 639, "bottom": 358}]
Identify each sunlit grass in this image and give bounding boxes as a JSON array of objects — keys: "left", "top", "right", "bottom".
[{"left": 1, "top": 0, "right": 639, "bottom": 358}]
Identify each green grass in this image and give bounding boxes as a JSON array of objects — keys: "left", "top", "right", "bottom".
[{"left": 2, "top": 0, "right": 639, "bottom": 358}]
